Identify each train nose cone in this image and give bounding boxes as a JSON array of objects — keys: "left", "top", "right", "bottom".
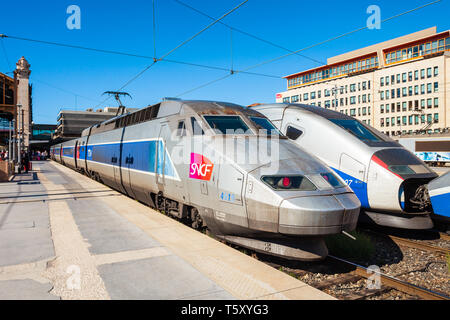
[{"left": 278, "top": 193, "right": 360, "bottom": 236}]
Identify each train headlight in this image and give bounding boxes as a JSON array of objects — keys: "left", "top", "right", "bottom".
[{"left": 261, "top": 175, "right": 317, "bottom": 191}]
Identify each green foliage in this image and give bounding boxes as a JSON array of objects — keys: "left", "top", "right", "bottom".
[{"left": 325, "top": 231, "right": 375, "bottom": 261}]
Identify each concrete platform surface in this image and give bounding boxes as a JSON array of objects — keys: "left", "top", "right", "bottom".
[{"left": 0, "top": 161, "right": 334, "bottom": 300}]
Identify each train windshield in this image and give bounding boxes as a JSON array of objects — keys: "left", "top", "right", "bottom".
[
  {"left": 249, "top": 117, "right": 282, "bottom": 136},
  {"left": 204, "top": 116, "right": 251, "bottom": 135},
  {"left": 330, "top": 119, "right": 383, "bottom": 142}
]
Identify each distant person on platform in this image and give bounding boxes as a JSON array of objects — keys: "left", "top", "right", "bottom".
[{"left": 21, "top": 151, "right": 30, "bottom": 173}]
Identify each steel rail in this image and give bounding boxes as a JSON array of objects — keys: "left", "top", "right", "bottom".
[{"left": 328, "top": 255, "right": 449, "bottom": 300}]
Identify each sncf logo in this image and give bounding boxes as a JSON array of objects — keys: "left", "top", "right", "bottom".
[{"left": 190, "top": 153, "right": 214, "bottom": 181}]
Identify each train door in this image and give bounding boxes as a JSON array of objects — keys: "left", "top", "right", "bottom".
[
  {"left": 156, "top": 124, "right": 168, "bottom": 188},
  {"left": 113, "top": 128, "right": 125, "bottom": 194},
  {"left": 156, "top": 123, "right": 185, "bottom": 200},
  {"left": 339, "top": 153, "right": 368, "bottom": 207},
  {"left": 74, "top": 141, "right": 79, "bottom": 169},
  {"left": 122, "top": 140, "right": 136, "bottom": 199},
  {"left": 217, "top": 163, "right": 246, "bottom": 225}
]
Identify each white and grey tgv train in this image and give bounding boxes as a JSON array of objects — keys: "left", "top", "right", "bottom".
[
  {"left": 254, "top": 104, "right": 439, "bottom": 230},
  {"left": 50, "top": 100, "right": 360, "bottom": 261}
]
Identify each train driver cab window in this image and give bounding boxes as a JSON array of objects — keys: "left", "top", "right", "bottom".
[
  {"left": 330, "top": 119, "right": 383, "bottom": 142},
  {"left": 286, "top": 125, "right": 303, "bottom": 140},
  {"left": 203, "top": 115, "right": 250, "bottom": 135},
  {"left": 177, "top": 120, "right": 187, "bottom": 137},
  {"left": 191, "top": 117, "right": 204, "bottom": 135},
  {"left": 249, "top": 117, "right": 282, "bottom": 136}
]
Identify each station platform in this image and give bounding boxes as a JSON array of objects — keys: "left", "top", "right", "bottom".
[{"left": 0, "top": 160, "right": 334, "bottom": 300}]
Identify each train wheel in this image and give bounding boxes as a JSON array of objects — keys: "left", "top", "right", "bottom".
[{"left": 190, "top": 207, "right": 204, "bottom": 230}]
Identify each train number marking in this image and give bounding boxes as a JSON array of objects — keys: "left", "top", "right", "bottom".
[
  {"left": 345, "top": 179, "right": 353, "bottom": 186},
  {"left": 220, "top": 192, "right": 235, "bottom": 203}
]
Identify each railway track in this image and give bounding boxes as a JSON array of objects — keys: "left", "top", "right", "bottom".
[
  {"left": 327, "top": 255, "right": 449, "bottom": 300},
  {"left": 264, "top": 254, "right": 449, "bottom": 301},
  {"left": 386, "top": 235, "right": 449, "bottom": 256},
  {"left": 361, "top": 229, "right": 450, "bottom": 257}
]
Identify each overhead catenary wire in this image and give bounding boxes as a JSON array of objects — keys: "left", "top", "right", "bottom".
[
  {"left": 92, "top": 0, "right": 250, "bottom": 108},
  {"left": 0, "top": 33, "right": 280, "bottom": 79},
  {"left": 174, "top": 0, "right": 442, "bottom": 97},
  {"left": 172, "top": 0, "right": 325, "bottom": 67},
  {"left": 0, "top": 35, "right": 101, "bottom": 109}
]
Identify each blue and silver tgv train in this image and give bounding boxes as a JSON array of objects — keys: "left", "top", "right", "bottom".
[
  {"left": 254, "top": 103, "right": 441, "bottom": 230},
  {"left": 51, "top": 100, "right": 361, "bottom": 261}
]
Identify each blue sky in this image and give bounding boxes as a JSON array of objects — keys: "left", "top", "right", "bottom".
[{"left": 0, "top": 0, "right": 449, "bottom": 124}]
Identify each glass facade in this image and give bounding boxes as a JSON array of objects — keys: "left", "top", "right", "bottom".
[
  {"left": 385, "top": 36, "right": 450, "bottom": 65},
  {"left": 287, "top": 55, "right": 379, "bottom": 88}
]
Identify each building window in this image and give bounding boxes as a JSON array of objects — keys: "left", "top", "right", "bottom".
[
  {"left": 291, "top": 95, "right": 299, "bottom": 103},
  {"left": 402, "top": 87, "right": 407, "bottom": 97},
  {"left": 427, "top": 68, "right": 432, "bottom": 78},
  {"left": 350, "top": 109, "right": 356, "bottom": 116},
  {"left": 414, "top": 85, "right": 419, "bottom": 95},
  {"left": 396, "top": 74, "right": 401, "bottom": 83},
  {"left": 420, "top": 69, "right": 425, "bottom": 79},
  {"left": 434, "top": 98, "right": 439, "bottom": 108},
  {"left": 421, "top": 84, "right": 425, "bottom": 94},
  {"left": 283, "top": 97, "right": 290, "bottom": 103},
  {"left": 380, "top": 91, "right": 384, "bottom": 100},
  {"left": 380, "top": 104, "right": 384, "bottom": 113},
  {"left": 408, "top": 72, "right": 412, "bottom": 81},
  {"left": 311, "top": 92, "right": 316, "bottom": 99},
  {"left": 414, "top": 70, "right": 419, "bottom": 80},
  {"left": 427, "top": 98, "right": 432, "bottom": 108},
  {"left": 402, "top": 102, "right": 407, "bottom": 111},
  {"left": 409, "top": 115, "right": 413, "bottom": 125},
  {"left": 317, "top": 90, "right": 321, "bottom": 98},
  {"left": 434, "top": 66, "right": 438, "bottom": 77},
  {"left": 408, "top": 86, "right": 413, "bottom": 96},
  {"left": 434, "top": 113, "right": 439, "bottom": 123},
  {"left": 434, "top": 82, "right": 439, "bottom": 93},
  {"left": 421, "top": 99, "right": 425, "bottom": 109},
  {"left": 350, "top": 96, "right": 356, "bottom": 105},
  {"left": 427, "top": 83, "right": 432, "bottom": 94},
  {"left": 324, "top": 89, "right": 330, "bottom": 97},
  {"left": 303, "top": 93, "right": 309, "bottom": 101}
]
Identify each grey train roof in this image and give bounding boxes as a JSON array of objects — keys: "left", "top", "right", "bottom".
[{"left": 285, "top": 103, "right": 356, "bottom": 121}]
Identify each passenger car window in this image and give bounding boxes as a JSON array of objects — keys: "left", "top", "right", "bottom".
[
  {"left": 203, "top": 116, "right": 250, "bottom": 134},
  {"left": 286, "top": 125, "right": 303, "bottom": 140}
]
